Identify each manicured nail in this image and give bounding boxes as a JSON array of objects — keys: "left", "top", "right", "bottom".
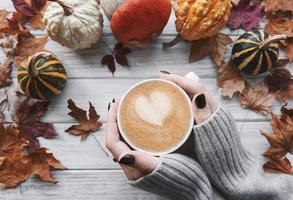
[
  {"left": 195, "top": 94, "right": 206, "bottom": 109},
  {"left": 194, "top": 119, "right": 197, "bottom": 125},
  {"left": 112, "top": 98, "right": 115, "bottom": 103},
  {"left": 119, "top": 155, "right": 135, "bottom": 165},
  {"left": 113, "top": 158, "right": 118, "bottom": 162},
  {"left": 107, "top": 102, "right": 111, "bottom": 111},
  {"left": 160, "top": 70, "right": 171, "bottom": 74}
]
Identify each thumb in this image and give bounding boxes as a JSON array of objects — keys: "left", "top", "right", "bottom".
[
  {"left": 192, "top": 93, "right": 212, "bottom": 125},
  {"left": 118, "top": 150, "right": 160, "bottom": 174}
]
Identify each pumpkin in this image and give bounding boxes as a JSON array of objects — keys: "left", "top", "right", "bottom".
[
  {"left": 232, "top": 30, "right": 287, "bottom": 75},
  {"left": 17, "top": 52, "right": 67, "bottom": 101},
  {"left": 43, "top": 0, "right": 103, "bottom": 49},
  {"left": 175, "top": 0, "right": 232, "bottom": 41},
  {"left": 100, "top": 0, "right": 171, "bottom": 44}
]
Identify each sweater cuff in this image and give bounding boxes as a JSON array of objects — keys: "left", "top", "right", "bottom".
[{"left": 130, "top": 153, "right": 214, "bottom": 200}]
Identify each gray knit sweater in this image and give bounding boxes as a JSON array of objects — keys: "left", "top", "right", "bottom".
[{"left": 130, "top": 107, "right": 293, "bottom": 200}]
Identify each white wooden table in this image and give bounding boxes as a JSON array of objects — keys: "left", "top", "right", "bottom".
[{"left": 1, "top": 1, "right": 292, "bottom": 199}]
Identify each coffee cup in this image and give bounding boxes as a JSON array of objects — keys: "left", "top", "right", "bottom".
[{"left": 117, "top": 77, "right": 194, "bottom": 156}]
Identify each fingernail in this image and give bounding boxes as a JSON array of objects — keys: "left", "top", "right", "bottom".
[
  {"left": 119, "top": 155, "right": 135, "bottom": 165},
  {"left": 112, "top": 98, "right": 115, "bottom": 103},
  {"left": 113, "top": 158, "right": 118, "bottom": 162},
  {"left": 195, "top": 94, "right": 206, "bottom": 109},
  {"left": 160, "top": 70, "right": 171, "bottom": 74},
  {"left": 108, "top": 102, "right": 111, "bottom": 111}
]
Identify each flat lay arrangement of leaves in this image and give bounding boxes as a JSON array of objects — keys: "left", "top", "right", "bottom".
[{"left": 0, "top": 0, "right": 292, "bottom": 190}]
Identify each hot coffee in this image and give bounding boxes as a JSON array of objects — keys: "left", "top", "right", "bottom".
[{"left": 118, "top": 79, "right": 193, "bottom": 155}]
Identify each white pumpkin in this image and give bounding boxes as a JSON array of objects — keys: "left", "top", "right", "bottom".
[
  {"left": 100, "top": 0, "right": 123, "bottom": 20},
  {"left": 43, "top": 0, "right": 103, "bottom": 49}
]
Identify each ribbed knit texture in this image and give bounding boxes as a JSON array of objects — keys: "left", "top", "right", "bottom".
[
  {"left": 130, "top": 153, "right": 215, "bottom": 200},
  {"left": 193, "top": 107, "right": 293, "bottom": 200}
]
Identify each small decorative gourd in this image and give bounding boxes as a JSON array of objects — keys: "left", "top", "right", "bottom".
[
  {"left": 43, "top": 0, "right": 103, "bottom": 49},
  {"left": 175, "top": 0, "right": 232, "bottom": 41},
  {"left": 100, "top": 0, "right": 171, "bottom": 44},
  {"left": 232, "top": 30, "right": 287, "bottom": 75},
  {"left": 17, "top": 52, "right": 67, "bottom": 101}
]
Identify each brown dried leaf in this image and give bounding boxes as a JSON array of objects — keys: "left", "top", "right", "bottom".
[
  {"left": 190, "top": 33, "right": 233, "bottom": 66},
  {"left": 263, "top": 157, "right": 293, "bottom": 174},
  {"left": 15, "top": 36, "right": 48, "bottom": 65},
  {"left": 263, "top": 0, "right": 293, "bottom": 15},
  {"left": 240, "top": 82, "right": 276, "bottom": 114},
  {"left": 29, "top": 12, "right": 45, "bottom": 30},
  {"left": 0, "top": 10, "right": 9, "bottom": 30},
  {"left": 285, "top": 38, "right": 293, "bottom": 62},
  {"left": 265, "top": 68, "right": 292, "bottom": 93},
  {"left": 66, "top": 99, "right": 102, "bottom": 140},
  {"left": 265, "top": 18, "right": 293, "bottom": 37},
  {"left": 0, "top": 35, "right": 18, "bottom": 57},
  {"left": 276, "top": 80, "right": 293, "bottom": 101},
  {"left": 0, "top": 57, "right": 13, "bottom": 88},
  {"left": 217, "top": 61, "right": 246, "bottom": 98}
]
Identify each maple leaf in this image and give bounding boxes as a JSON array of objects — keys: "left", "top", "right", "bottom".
[
  {"left": 263, "top": 157, "right": 293, "bottom": 175},
  {"left": 240, "top": 82, "right": 276, "bottom": 114},
  {"left": 0, "top": 57, "right": 13, "bottom": 88},
  {"left": 12, "top": 96, "right": 57, "bottom": 152},
  {"left": 263, "top": 0, "right": 293, "bottom": 16},
  {"left": 25, "top": 148, "right": 64, "bottom": 182},
  {"left": 66, "top": 99, "right": 102, "bottom": 140},
  {"left": 228, "top": 0, "right": 262, "bottom": 31},
  {"left": 189, "top": 33, "right": 233, "bottom": 66},
  {"left": 217, "top": 61, "right": 246, "bottom": 98},
  {"left": 15, "top": 36, "right": 48, "bottom": 66}
]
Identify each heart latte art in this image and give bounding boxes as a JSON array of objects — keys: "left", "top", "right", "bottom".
[
  {"left": 119, "top": 80, "right": 192, "bottom": 154},
  {"left": 135, "top": 91, "right": 171, "bottom": 126}
]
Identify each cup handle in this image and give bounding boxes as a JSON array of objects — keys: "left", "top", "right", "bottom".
[{"left": 184, "top": 72, "right": 200, "bottom": 82}]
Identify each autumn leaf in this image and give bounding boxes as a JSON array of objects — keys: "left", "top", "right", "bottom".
[
  {"left": 217, "top": 61, "right": 246, "bottom": 98},
  {"left": 102, "top": 54, "right": 116, "bottom": 76},
  {"left": 0, "top": 57, "right": 13, "bottom": 88},
  {"left": 66, "top": 99, "right": 102, "bottom": 140},
  {"left": 12, "top": 0, "right": 36, "bottom": 17},
  {"left": 0, "top": 10, "right": 9, "bottom": 30},
  {"left": 263, "top": 0, "right": 293, "bottom": 16},
  {"left": 0, "top": 35, "right": 18, "bottom": 57},
  {"left": 29, "top": 12, "right": 46, "bottom": 30},
  {"left": 265, "top": 67, "right": 292, "bottom": 93},
  {"left": 25, "top": 148, "right": 64, "bottom": 182},
  {"left": 240, "top": 82, "right": 276, "bottom": 114},
  {"left": 190, "top": 33, "right": 233, "bottom": 66},
  {"left": 263, "top": 157, "right": 293, "bottom": 174},
  {"left": 12, "top": 95, "right": 57, "bottom": 152},
  {"left": 276, "top": 80, "right": 293, "bottom": 101},
  {"left": 114, "top": 43, "right": 131, "bottom": 67},
  {"left": 228, "top": 0, "right": 262, "bottom": 31},
  {"left": 285, "top": 38, "right": 293, "bottom": 62},
  {"left": 265, "top": 18, "right": 293, "bottom": 37},
  {"left": 15, "top": 36, "right": 48, "bottom": 65}
]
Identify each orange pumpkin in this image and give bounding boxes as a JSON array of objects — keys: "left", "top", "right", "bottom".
[
  {"left": 175, "top": 0, "right": 232, "bottom": 41},
  {"left": 101, "top": 0, "right": 171, "bottom": 44}
]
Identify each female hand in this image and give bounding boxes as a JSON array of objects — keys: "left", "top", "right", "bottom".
[
  {"left": 160, "top": 71, "right": 218, "bottom": 124},
  {"left": 105, "top": 100, "right": 159, "bottom": 181}
]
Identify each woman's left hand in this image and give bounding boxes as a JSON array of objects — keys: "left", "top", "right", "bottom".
[{"left": 105, "top": 100, "right": 160, "bottom": 181}]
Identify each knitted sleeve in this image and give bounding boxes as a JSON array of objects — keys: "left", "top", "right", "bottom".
[
  {"left": 193, "top": 107, "right": 293, "bottom": 200},
  {"left": 129, "top": 153, "right": 215, "bottom": 200}
]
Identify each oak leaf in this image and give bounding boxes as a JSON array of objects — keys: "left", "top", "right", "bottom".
[
  {"left": 66, "top": 99, "right": 102, "bottom": 140},
  {"left": 12, "top": 95, "right": 57, "bottom": 152},
  {"left": 240, "top": 82, "right": 275, "bottom": 114},
  {"left": 217, "top": 61, "right": 246, "bottom": 98},
  {"left": 0, "top": 57, "right": 13, "bottom": 88},
  {"left": 190, "top": 33, "right": 233, "bottom": 66},
  {"left": 228, "top": 0, "right": 262, "bottom": 31}
]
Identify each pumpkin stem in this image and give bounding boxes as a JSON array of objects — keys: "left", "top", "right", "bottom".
[
  {"left": 259, "top": 34, "right": 287, "bottom": 49},
  {"left": 163, "top": 34, "right": 182, "bottom": 48},
  {"left": 48, "top": 0, "right": 73, "bottom": 16},
  {"left": 28, "top": 52, "right": 50, "bottom": 77}
]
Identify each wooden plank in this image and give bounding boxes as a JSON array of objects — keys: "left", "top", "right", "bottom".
[{"left": 0, "top": 188, "right": 21, "bottom": 200}]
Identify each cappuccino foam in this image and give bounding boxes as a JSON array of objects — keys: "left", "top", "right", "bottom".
[{"left": 119, "top": 80, "right": 192, "bottom": 154}]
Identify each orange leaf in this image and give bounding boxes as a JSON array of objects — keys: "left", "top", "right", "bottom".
[
  {"left": 217, "top": 61, "right": 246, "bottom": 98},
  {"left": 285, "top": 38, "right": 293, "bottom": 62},
  {"left": 240, "top": 82, "right": 275, "bottom": 114},
  {"left": 263, "top": 157, "right": 293, "bottom": 175},
  {"left": 263, "top": 0, "right": 293, "bottom": 15},
  {"left": 66, "top": 99, "right": 103, "bottom": 140},
  {"left": 0, "top": 57, "right": 13, "bottom": 88},
  {"left": 265, "top": 18, "right": 293, "bottom": 37},
  {"left": 0, "top": 10, "right": 9, "bottom": 31}
]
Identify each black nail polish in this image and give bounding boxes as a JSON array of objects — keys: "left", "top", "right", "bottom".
[
  {"left": 160, "top": 70, "right": 171, "bottom": 74},
  {"left": 119, "top": 155, "right": 135, "bottom": 165},
  {"left": 112, "top": 98, "right": 115, "bottom": 103},
  {"left": 195, "top": 94, "right": 206, "bottom": 109},
  {"left": 107, "top": 102, "right": 111, "bottom": 111},
  {"left": 113, "top": 158, "right": 118, "bottom": 162}
]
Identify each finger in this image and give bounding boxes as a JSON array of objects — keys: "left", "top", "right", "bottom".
[
  {"left": 160, "top": 73, "right": 205, "bottom": 95},
  {"left": 105, "top": 100, "right": 131, "bottom": 158},
  {"left": 118, "top": 150, "right": 160, "bottom": 174},
  {"left": 192, "top": 93, "right": 213, "bottom": 124}
]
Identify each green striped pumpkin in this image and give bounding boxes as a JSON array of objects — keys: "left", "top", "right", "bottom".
[
  {"left": 232, "top": 30, "right": 280, "bottom": 75},
  {"left": 17, "top": 52, "right": 67, "bottom": 101}
]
